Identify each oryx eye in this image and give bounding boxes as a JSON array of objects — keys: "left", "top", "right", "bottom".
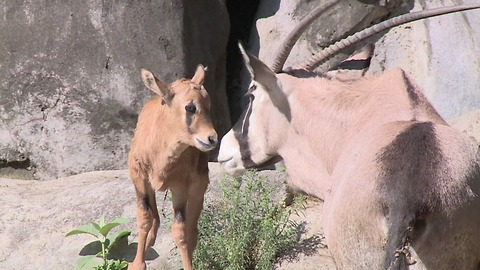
[
  {"left": 185, "top": 103, "right": 197, "bottom": 114},
  {"left": 246, "top": 84, "right": 257, "bottom": 96}
]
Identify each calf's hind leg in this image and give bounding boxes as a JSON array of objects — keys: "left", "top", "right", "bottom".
[{"left": 146, "top": 188, "right": 160, "bottom": 247}]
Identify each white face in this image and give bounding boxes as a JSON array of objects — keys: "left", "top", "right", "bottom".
[
  {"left": 217, "top": 130, "right": 246, "bottom": 176},
  {"left": 218, "top": 82, "right": 281, "bottom": 176}
]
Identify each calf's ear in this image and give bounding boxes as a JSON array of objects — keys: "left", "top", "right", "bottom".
[
  {"left": 140, "top": 68, "right": 173, "bottom": 105},
  {"left": 191, "top": 64, "right": 207, "bottom": 85}
]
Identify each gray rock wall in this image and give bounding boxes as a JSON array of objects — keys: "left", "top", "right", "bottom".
[
  {"left": 368, "top": 0, "right": 480, "bottom": 120},
  {"left": 246, "top": 0, "right": 401, "bottom": 71},
  {"left": 0, "top": 0, "right": 230, "bottom": 180}
]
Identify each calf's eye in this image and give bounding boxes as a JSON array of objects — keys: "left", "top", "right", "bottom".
[{"left": 185, "top": 103, "right": 197, "bottom": 113}]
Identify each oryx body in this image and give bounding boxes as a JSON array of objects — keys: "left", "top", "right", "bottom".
[{"left": 218, "top": 48, "right": 480, "bottom": 269}]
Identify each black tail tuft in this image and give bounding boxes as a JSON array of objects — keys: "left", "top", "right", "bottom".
[{"left": 384, "top": 213, "right": 416, "bottom": 270}]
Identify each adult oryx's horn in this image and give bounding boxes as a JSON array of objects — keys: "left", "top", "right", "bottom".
[
  {"left": 270, "top": 0, "right": 340, "bottom": 73},
  {"left": 298, "top": 3, "right": 480, "bottom": 71}
]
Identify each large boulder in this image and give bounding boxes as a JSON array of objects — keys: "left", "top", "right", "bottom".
[
  {"left": 0, "top": 0, "right": 230, "bottom": 180},
  {"left": 247, "top": 0, "right": 400, "bottom": 69},
  {"left": 450, "top": 109, "right": 480, "bottom": 144}
]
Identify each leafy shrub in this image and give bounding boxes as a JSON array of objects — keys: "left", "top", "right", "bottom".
[
  {"left": 194, "top": 170, "right": 305, "bottom": 270},
  {"left": 66, "top": 214, "right": 130, "bottom": 270}
]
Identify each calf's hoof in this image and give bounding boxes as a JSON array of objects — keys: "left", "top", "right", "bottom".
[{"left": 128, "top": 260, "right": 146, "bottom": 270}]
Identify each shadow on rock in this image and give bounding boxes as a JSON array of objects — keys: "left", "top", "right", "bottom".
[
  {"left": 278, "top": 222, "right": 328, "bottom": 263},
  {"left": 79, "top": 237, "right": 159, "bottom": 262}
]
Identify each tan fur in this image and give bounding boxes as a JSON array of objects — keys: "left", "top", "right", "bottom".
[
  {"left": 218, "top": 49, "right": 480, "bottom": 269},
  {"left": 128, "top": 66, "right": 217, "bottom": 270}
]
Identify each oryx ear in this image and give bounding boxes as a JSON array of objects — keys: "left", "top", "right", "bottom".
[
  {"left": 238, "top": 42, "right": 291, "bottom": 121},
  {"left": 329, "top": 43, "right": 375, "bottom": 77},
  {"left": 141, "top": 68, "right": 173, "bottom": 104},
  {"left": 191, "top": 64, "right": 207, "bottom": 85},
  {"left": 238, "top": 42, "right": 279, "bottom": 93}
]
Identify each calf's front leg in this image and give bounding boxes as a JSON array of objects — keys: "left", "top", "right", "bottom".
[
  {"left": 185, "top": 175, "right": 208, "bottom": 259},
  {"left": 129, "top": 183, "right": 155, "bottom": 270},
  {"left": 171, "top": 184, "right": 192, "bottom": 270}
]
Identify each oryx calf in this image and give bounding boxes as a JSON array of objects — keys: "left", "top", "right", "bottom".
[{"left": 128, "top": 66, "right": 217, "bottom": 270}]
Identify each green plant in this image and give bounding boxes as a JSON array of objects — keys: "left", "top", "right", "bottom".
[
  {"left": 66, "top": 213, "right": 131, "bottom": 270},
  {"left": 277, "top": 163, "right": 287, "bottom": 173},
  {"left": 194, "top": 170, "right": 306, "bottom": 270}
]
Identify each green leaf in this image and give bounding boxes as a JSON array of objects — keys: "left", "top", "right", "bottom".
[
  {"left": 99, "top": 218, "right": 129, "bottom": 237},
  {"left": 92, "top": 221, "right": 101, "bottom": 232},
  {"left": 107, "top": 230, "right": 131, "bottom": 249},
  {"left": 119, "top": 261, "right": 128, "bottom": 269},
  {"left": 95, "top": 250, "right": 103, "bottom": 257},
  {"left": 99, "top": 213, "right": 106, "bottom": 228},
  {"left": 66, "top": 223, "right": 101, "bottom": 238},
  {"left": 110, "top": 260, "right": 120, "bottom": 269},
  {"left": 74, "top": 255, "right": 100, "bottom": 270}
]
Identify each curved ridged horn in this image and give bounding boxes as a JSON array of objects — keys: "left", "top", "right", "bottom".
[
  {"left": 270, "top": 0, "right": 340, "bottom": 73},
  {"left": 298, "top": 3, "right": 480, "bottom": 71}
]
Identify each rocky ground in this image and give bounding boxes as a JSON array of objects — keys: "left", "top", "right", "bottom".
[{"left": 1, "top": 110, "right": 479, "bottom": 270}]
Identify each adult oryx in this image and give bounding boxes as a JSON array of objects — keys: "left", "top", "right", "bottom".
[{"left": 218, "top": 3, "right": 480, "bottom": 270}]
